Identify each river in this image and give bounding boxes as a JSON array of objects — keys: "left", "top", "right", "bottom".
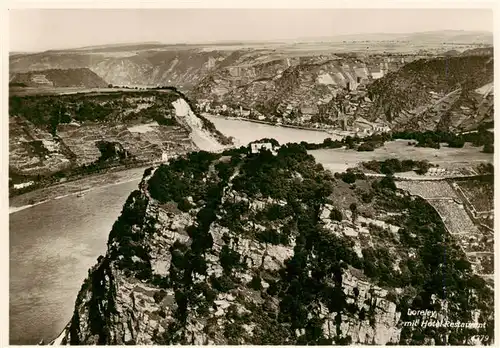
[
  {"left": 204, "top": 115, "right": 337, "bottom": 145},
  {"left": 9, "top": 179, "right": 140, "bottom": 345}
]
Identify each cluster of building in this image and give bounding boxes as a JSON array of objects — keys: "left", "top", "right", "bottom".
[
  {"left": 12, "top": 180, "right": 34, "bottom": 190},
  {"left": 249, "top": 142, "right": 280, "bottom": 156}
]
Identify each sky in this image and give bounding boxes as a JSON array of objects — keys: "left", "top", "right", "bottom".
[{"left": 9, "top": 8, "right": 494, "bottom": 52}]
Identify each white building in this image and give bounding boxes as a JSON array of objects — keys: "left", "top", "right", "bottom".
[
  {"left": 13, "top": 181, "right": 34, "bottom": 190},
  {"left": 374, "top": 126, "right": 391, "bottom": 133},
  {"left": 250, "top": 142, "right": 279, "bottom": 155},
  {"left": 427, "top": 167, "right": 446, "bottom": 175}
]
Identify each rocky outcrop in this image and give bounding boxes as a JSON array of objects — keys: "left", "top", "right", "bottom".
[{"left": 51, "top": 143, "right": 493, "bottom": 345}]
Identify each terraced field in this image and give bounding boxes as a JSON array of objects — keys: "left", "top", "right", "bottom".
[{"left": 396, "top": 178, "right": 494, "bottom": 279}]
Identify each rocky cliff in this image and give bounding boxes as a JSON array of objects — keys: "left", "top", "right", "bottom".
[{"left": 52, "top": 143, "right": 493, "bottom": 345}]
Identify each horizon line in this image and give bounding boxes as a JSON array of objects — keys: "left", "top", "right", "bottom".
[{"left": 9, "top": 29, "right": 494, "bottom": 54}]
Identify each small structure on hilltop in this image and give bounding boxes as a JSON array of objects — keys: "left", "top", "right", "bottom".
[{"left": 250, "top": 141, "right": 280, "bottom": 155}]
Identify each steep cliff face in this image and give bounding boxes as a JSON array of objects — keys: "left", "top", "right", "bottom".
[{"left": 54, "top": 144, "right": 493, "bottom": 345}]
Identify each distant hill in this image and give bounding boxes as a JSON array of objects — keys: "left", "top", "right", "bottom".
[
  {"left": 9, "top": 30, "right": 492, "bottom": 87},
  {"left": 9, "top": 68, "right": 109, "bottom": 88},
  {"left": 461, "top": 47, "right": 494, "bottom": 56},
  {"left": 310, "top": 30, "right": 493, "bottom": 45}
]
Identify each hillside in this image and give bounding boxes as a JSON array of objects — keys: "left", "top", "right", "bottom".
[
  {"left": 52, "top": 143, "right": 493, "bottom": 345},
  {"left": 191, "top": 50, "right": 493, "bottom": 132},
  {"left": 9, "top": 36, "right": 493, "bottom": 133},
  {"left": 9, "top": 48, "right": 232, "bottom": 89},
  {"left": 10, "top": 31, "right": 490, "bottom": 88},
  {"left": 8, "top": 89, "right": 231, "bottom": 194},
  {"left": 366, "top": 55, "right": 494, "bottom": 131},
  {"left": 9, "top": 68, "right": 108, "bottom": 88}
]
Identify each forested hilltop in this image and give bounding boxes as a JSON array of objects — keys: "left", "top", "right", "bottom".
[{"left": 58, "top": 141, "right": 493, "bottom": 345}]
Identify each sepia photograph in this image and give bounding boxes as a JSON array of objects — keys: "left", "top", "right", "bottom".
[{"left": 6, "top": 3, "right": 495, "bottom": 346}]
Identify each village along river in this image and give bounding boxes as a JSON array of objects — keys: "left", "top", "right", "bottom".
[{"left": 9, "top": 117, "right": 336, "bottom": 344}]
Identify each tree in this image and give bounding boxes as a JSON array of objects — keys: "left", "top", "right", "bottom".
[
  {"left": 447, "top": 138, "right": 465, "bottom": 148},
  {"left": 249, "top": 275, "right": 263, "bottom": 290},
  {"left": 415, "top": 161, "right": 430, "bottom": 175},
  {"left": 379, "top": 176, "right": 397, "bottom": 190},
  {"left": 177, "top": 198, "right": 192, "bottom": 212},
  {"left": 330, "top": 208, "right": 343, "bottom": 222},
  {"left": 349, "top": 203, "right": 358, "bottom": 222},
  {"left": 357, "top": 142, "right": 375, "bottom": 152},
  {"left": 341, "top": 171, "right": 357, "bottom": 184}
]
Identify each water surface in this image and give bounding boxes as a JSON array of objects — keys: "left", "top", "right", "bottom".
[
  {"left": 10, "top": 180, "right": 139, "bottom": 344},
  {"left": 204, "top": 115, "right": 338, "bottom": 145}
]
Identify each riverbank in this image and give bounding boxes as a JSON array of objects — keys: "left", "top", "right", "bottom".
[
  {"left": 202, "top": 113, "right": 335, "bottom": 133},
  {"left": 9, "top": 166, "right": 148, "bottom": 214}
]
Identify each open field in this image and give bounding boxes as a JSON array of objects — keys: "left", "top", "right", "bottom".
[{"left": 310, "top": 140, "right": 493, "bottom": 174}]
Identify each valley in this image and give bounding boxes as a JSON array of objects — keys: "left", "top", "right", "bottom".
[{"left": 8, "top": 26, "right": 495, "bottom": 346}]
